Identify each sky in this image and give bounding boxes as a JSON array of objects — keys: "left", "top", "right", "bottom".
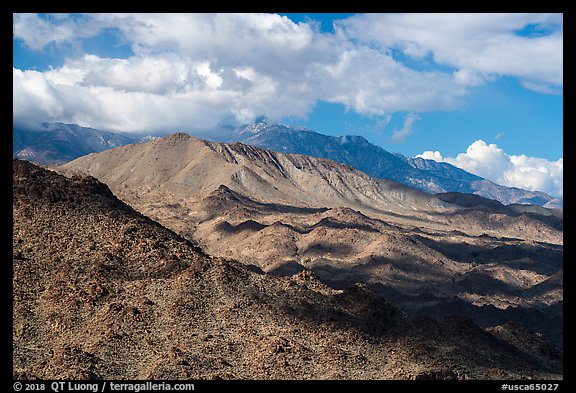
[{"left": 12, "top": 13, "right": 563, "bottom": 199}]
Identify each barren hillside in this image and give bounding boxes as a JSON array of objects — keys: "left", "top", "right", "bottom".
[
  {"left": 13, "top": 160, "right": 562, "bottom": 379},
  {"left": 57, "top": 134, "right": 563, "bottom": 348}
]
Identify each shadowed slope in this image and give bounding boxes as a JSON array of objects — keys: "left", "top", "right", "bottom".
[
  {"left": 13, "top": 160, "right": 562, "bottom": 379},
  {"left": 55, "top": 134, "right": 563, "bottom": 348}
]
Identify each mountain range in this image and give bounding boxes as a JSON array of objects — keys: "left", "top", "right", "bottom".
[
  {"left": 57, "top": 133, "right": 563, "bottom": 350},
  {"left": 217, "top": 120, "right": 562, "bottom": 209},
  {"left": 13, "top": 121, "right": 562, "bottom": 209},
  {"left": 13, "top": 122, "right": 154, "bottom": 165},
  {"left": 14, "top": 158, "right": 563, "bottom": 379}
]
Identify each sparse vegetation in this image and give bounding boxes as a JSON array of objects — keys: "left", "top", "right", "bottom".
[{"left": 13, "top": 160, "right": 562, "bottom": 379}]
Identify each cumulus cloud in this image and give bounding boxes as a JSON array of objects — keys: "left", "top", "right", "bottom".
[
  {"left": 12, "top": 13, "right": 562, "bottom": 134},
  {"left": 7, "top": 13, "right": 487, "bottom": 133},
  {"left": 417, "top": 140, "right": 563, "bottom": 198},
  {"left": 446, "top": 140, "right": 514, "bottom": 182},
  {"left": 417, "top": 150, "right": 443, "bottom": 162},
  {"left": 337, "top": 13, "right": 563, "bottom": 92}
]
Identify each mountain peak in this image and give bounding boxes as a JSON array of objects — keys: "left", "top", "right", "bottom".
[
  {"left": 242, "top": 122, "right": 269, "bottom": 134},
  {"left": 15, "top": 158, "right": 563, "bottom": 379},
  {"left": 237, "top": 120, "right": 317, "bottom": 136},
  {"left": 14, "top": 121, "right": 561, "bottom": 209},
  {"left": 336, "top": 134, "right": 370, "bottom": 145},
  {"left": 164, "top": 132, "right": 191, "bottom": 140}
]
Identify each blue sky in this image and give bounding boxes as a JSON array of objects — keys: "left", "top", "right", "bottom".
[{"left": 13, "top": 13, "right": 563, "bottom": 198}]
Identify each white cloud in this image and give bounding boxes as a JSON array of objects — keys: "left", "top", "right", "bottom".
[
  {"left": 446, "top": 140, "right": 514, "bottom": 182},
  {"left": 13, "top": 14, "right": 77, "bottom": 50},
  {"left": 12, "top": 13, "right": 474, "bottom": 133},
  {"left": 12, "top": 13, "right": 562, "bottom": 134},
  {"left": 416, "top": 150, "right": 443, "bottom": 162},
  {"left": 391, "top": 113, "right": 420, "bottom": 143},
  {"left": 13, "top": 13, "right": 108, "bottom": 50},
  {"left": 13, "top": 62, "right": 239, "bottom": 132},
  {"left": 505, "top": 155, "right": 563, "bottom": 198},
  {"left": 79, "top": 56, "right": 192, "bottom": 94},
  {"left": 337, "top": 13, "right": 563, "bottom": 92},
  {"left": 417, "top": 140, "right": 563, "bottom": 198}
]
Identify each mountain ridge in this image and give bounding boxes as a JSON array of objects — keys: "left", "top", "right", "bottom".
[
  {"left": 60, "top": 132, "right": 459, "bottom": 218},
  {"left": 221, "top": 120, "right": 561, "bottom": 209},
  {"left": 57, "top": 132, "right": 563, "bottom": 245},
  {"left": 13, "top": 159, "right": 563, "bottom": 379},
  {"left": 56, "top": 133, "right": 563, "bottom": 348},
  {"left": 13, "top": 121, "right": 561, "bottom": 209},
  {"left": 13, "top": 122, "right": 155, "bottom": 165}
]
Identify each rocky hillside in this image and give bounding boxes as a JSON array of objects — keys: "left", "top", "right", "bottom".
[
  {"left": 58, "top": 133, "right": 562, "bottom": 245},
  {"left": 56, "top": 134, "right": 563, "bottom": 349},
  {"left": 222, "top": 120, "right": 561, "bottom": 208},
  {"left": 14, "top": 120, "right": 561, "bottom": 208},
  {"left": 13, "top": 160, "right": 562, "bottom": 379},
  {"left": 58, "top": 133, "right": 458, "bottom": 220}
]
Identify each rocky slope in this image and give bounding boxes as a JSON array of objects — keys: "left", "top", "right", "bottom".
[
  {"left": 57, "top": 134, "right": 563, "bottom": 348},
  {"left": 58, "top": 133, "right": 562, "bottom": 244},
  {"left": 57, "top": 133, "right": 458, "bottom": 224},
  {"left": 14, "top": 120, "right": 561, "bottom": 208},
  {"left": 13, "top": 160, "right": 562, "bottom": 379},
  {"left": 222, "top": 120, "right": 562, "bottom": 208}
]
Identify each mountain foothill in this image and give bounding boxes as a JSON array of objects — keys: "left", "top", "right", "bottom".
[{"left": 13, "top": 122, "right": 563, "bottom": 380}]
